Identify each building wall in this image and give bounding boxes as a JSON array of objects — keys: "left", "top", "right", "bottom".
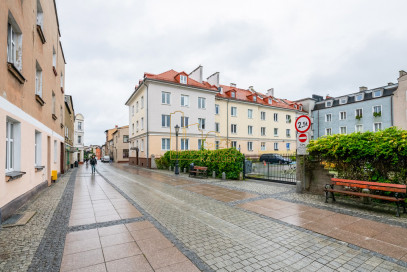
[
  {"left": 0, "top": 0, "right": 65, "bottom": 220},
  {"left": 112, "top": 127, "right": 129, "bottom": 162},
  {"left": 64, "top": 96, "right": 75, "bottom": 171},
  {"left": 74, "top": 113, "right": 84, "bottom": 162},
  {"left": 393, "top": 74, "right": 407, "bottom": 130},
  {"left": 128, "top": 85, "right": 146, "bottom": 158},
  {"left": 312, "top": 96, "right": 392, "bottom": 137}
]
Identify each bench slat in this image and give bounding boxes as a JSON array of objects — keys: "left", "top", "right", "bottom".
[
  {"left": 332, "top": 178, "right": 406, "bottom": 190},
  {"left": 325, "top": 189, "right": 405, "bottom": 202}
]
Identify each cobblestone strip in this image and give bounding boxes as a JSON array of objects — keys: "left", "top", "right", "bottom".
[
  {"left": 68, "top": 216, "right": 146, "bottom": 232},
  {"left": 96, "top": 169, "right": 214, "bottom": 272},
  {"left": 27, "top": 169, "right": 78, "bottom": 272}
]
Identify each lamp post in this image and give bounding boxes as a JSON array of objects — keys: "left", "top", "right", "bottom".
[{"left": 174, "top": 125, "right": 180, "bottom": 175}]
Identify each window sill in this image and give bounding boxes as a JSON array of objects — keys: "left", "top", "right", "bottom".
[
  {"left": 52, "top": 114, "right": 57, "bottom": 120},
  {"left": 36, "top": 25, "right": 46, "bottom": 44},
  {"left": 5, "top": 171, "right": 26, "bottom": 182},
  {"left": 60, "top": 123, "right": 64, "bottom": 128},
  {"left": 52, "top": 66, "right": 58, "bottom": 76},
  {"left": 7, "top": 62, "right": 26, "bottom": 84},
  {"left": 36, "top": 94, "right": 45, "bottom": 106},
  {"left": 35, "top": 166, "right": 45, "bottom": 172}
]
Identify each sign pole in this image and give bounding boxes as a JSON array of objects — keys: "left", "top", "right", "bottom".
[{"left": 295, "top": 115, "right": 311, "bottom": 192}]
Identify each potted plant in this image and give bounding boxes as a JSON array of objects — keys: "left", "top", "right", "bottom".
[
  {"left": 373, "top": 111, "right": 381, "bottom": 117},
  {"left": 356, "top": 115, "right": 362, "bottom": 120}
]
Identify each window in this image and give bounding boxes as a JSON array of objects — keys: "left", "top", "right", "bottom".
[
  {"left": 36, "top": 0, "right": 44, "bottom": 28},
  {"left": 326, "top": 128, "right": 332, "bottom": 135},
  {"left": 215, "top": 141, "right": 220, "bottom": 150},
  {"left": 162, "top": 92, "right": 170, "bottom": 104},
  {"left": 52, "top": 47, "right": 56, "bottom": 67},
  {"left": 181, "top": 139, "right": 189, "bottom": 150},
  {"left": 247, "top": 142, "right": 253, "bottom": 151},
  {"left": 356, "top": 109, "right": 362, "bottom": 118},
  {"left": 78, "top": 135, "right": 82, "bottom": 144},
  {"left": 131, "top": 105, "right": 134, "bottom": 116},
  {"left": 35, "top": 131, "right": 42, "bottom": 166},
  {"left": 141, "top": 96, "right": 144, "bottom": 108},
  {"left": 248, "top": 109, "right": 253, "bottom": 119},
  {"left": 261, "top": 112, "right": 266, "bottom": 120},
  {"left": 274, "top": 143, "right": 279, "bottom": 151},
  {"left": 54, "top": 140, "right": 57, "bottom": 163},
  {"left": 268, "top": 98, "right": 272, "bottom": 104},
  {"left": 132, "top": 123, "right": 134, "bottom": 134},
  {"left": 180, "top": 75, "right": 187, "bottom": 84},
  {"left": 326, "top": 114, "right": 332, "bottom": 122},
  {"left": 231, "top": 124, "right": 237, "bottom": 134},
  {"left": 6, "top": 119, "right": 20, "bottom": 172},
  {"left": 139, "top": 140, "right": 143, "bottom": 152},
  {"left": 231, "top": 141, "right": 237, "bottom": 148},
  {"left": 35, "top": 61, "right": 43, "bottom": 97},
  {"left": 339, "top": 111, "right": 346, "bottom": 120},
  {"left": 273, "top": 113, "right": 278, "bottom": 122},
  {"left": 231, "top": 107, "right": 237, "bottom": 116},
  {"left": 248, "top": 126, "right": 253, "bottom": 135},
  {"left": 326, "top": 101, "right": 333, "bottom": 107},
  {"left": 198, "top": 97, "right": 206, "bottom": 109},
  {"left": 274, "top": 128, "right": 278, "bottom": 137},
  {"left": 286, "top": 129, "right": 291, "bottom": 137},
  {"left": 215, "top": 104, "right": 219, "bottom": 114},
  {"left": 181, "top": 116, "right": 189, "bottom": 128},
  {"left": 78, "top": 121, "right": 82, "bottom": 130},
  {"left": 161, "top": 138, "right": 170, "bottom": 150},
  {"left": 231, "top": 92, "right": 236, "bottom": 98},
  {"left": 7, "top": 13, "right": 22, "bottom": 70},
  {"left": 373, "top": 105, "right": 382, "bottom": 115},
  {"left": 261, "top": 142, "right": 266, "bottom": 151},
  {"left": 181, "top": 95, "right": 189, "bottom": 107},
  {"left": 286, "top": 143, "right": 291, "bottom": 151},
  {"left": 60, "top": 72, "right": 64, "bottom": 88},
  {"left": 136, "top": 121, "right": 139, "bottom": 132},
  {"left": 355, "top": 94, "right": 363, "bottom": 101},
  {"left": 162, "top": 115, "right": 170, "bottom": 127},
  {"left": 286, "top": 115, "right": 291, "bottom": 123},
  {"left": 136, "top": 101, "right": 139, "bottom": 113},
  {"left": 215, "top": 123, "right": 220, "bottom": 133},
  {"left": 198, "top": 139, "right": 205, "bottom": 150},
  {"left": 123, "top": 135, "right": 129, "bottom": 143},
  {"left": 52, "top": 92, "right": 56, "bottom": 115},
  {"left": 355, "top": 125, "right": 363, "bottom": 132},
  {"left": 340, "top": 126, "right": 347, "bottom": 134},
  {"left": 141, "top": 118, "right": 144, "bottom": 130},
  {"left": 374, "top": 123, "right": 382, "bottom": 132},
  {"left": 198, "top": 118, "right": 205, "bottom": 129},
  {"left": 123, "top": 149, "right": 129, "bottom": 158},
  {"left": 261, "top": 127, "right": 266, "bottom": 136},
  {"left": 253, "top": 96, "right": 257, "bottom": 102},
  {"left": 373, "top": 90, "right": 382, "bottom": 98},
  {"left": 339, "top": 97, "right": 347, "bottom": 104}
]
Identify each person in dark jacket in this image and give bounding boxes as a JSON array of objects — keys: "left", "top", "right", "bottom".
[{"left": 90, "top": 156, "right": 97, "bottom": 174}]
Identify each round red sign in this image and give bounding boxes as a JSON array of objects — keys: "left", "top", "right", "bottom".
[
  {"left": 295, "top": 115, "right": 311, "bottom": 133},
  {"left": 299, "top": 133, "right": 308, "bottom": 143}
]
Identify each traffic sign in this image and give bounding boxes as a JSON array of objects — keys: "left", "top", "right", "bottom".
[
  {"left": 298, "top": 133, "right": 307, "bottom": 143},
  {"left": 295, "top": 115, "right": 311, "bottom": 133}
]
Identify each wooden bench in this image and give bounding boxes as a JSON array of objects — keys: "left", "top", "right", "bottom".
[
  {"left": 189, "top": 166, "right": 208, "bottom": 178},
  {"left": 325, "top": 178, "right": 406, "bottom": 217}
]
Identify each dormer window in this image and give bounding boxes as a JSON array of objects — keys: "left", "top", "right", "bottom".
[
  {"left": 355, "top": 94, "right": 363, "bottom": 101},
  {"left": 294, "top": 105, "right": 297, "bottom": 109},
  {"left": 180, "top": 75, "right": 187, "bottom": 84},
  {"left": 268, "top": 98, "right": 272, "bottom": 104},
  {"left": 339, "top": 97, "right": 347, "bottom": 104},
  {"left": 299, "top": 106, "right": 303, "bottom": 111},
  {"left": 373, "top": 90, "right": 382, "bottom": 98},
  {"left": 231, "top": 92, "right": 236, "bottom": 98},
  {"left": 253, "top": 96, "right": 257, "bottom": 102},
  {"left": 325, "top": 101, "right": 333, "bottom": 107}
]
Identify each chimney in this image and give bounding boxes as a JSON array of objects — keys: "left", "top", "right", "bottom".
[
  {"left": 115, "top": 125, "right": 118, "bottom": 128},
  {"left": 248, "top": 86, "right": 254, "bottom": 92},
  {"left": 189, "top": 65, "right": 203, "bottom": 83},
  {"left": 230, "top": 83, "right": 236, "bottom": 88},
  {"left": 388, "top": 82, "right": 394, "bottom": 86},
  {"left": 359, "top": 86, "right": 368, "bottom": 92},
  {"left": 207, "top": 72, "right": 220, "bottom": 87},
  {"left": 399, "top": 70, "right": 407, "bottom": 78},
  {"left": 267, "top": 88, "right": 274, "bottom": 97}
]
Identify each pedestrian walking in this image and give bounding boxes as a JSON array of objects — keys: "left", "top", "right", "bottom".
[{"left": 90, "top": 156, "right": 97, "bottom": 174}]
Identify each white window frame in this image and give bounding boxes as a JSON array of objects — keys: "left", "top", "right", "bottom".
[
  {"left": 231, "top": 124, "right": 237, "bottom": 134},
  {"left": 136, "top": 121, "right": 139, "bottom": 132},
  {"left": 355, "top": 109, "right": 363, "bottom": 118},
  {"left": 181, "top": 116, "right": 189, "bottom": 128},
  {"left": 355, "top": 94, "right": 364, "bottom": 101},
  {"left": 35, "top": 131, "right": 42, "bottom": 166},
  {"left": 36, "top": 0, "right": 44, "bottom": 27},
  {"left": 261, "top": 142, "right": 266, "bottom": 151},
  {"left": 136, "top": 101, "right": 139, "bottom": 113},
  {"left": 162, "top": 92, "right": 170, "bottom": 104},
  {"left": 325, "top": 100, "right": 333, "bottom": 107},
  {"left": 231, "top": 107, "right": 237, "bottom": 117},
  {"left": 162, "top": 115, "right": 170, "bottom": 128},
  {"left": 339, "top": 97, "right": 348, "bottom": 104},
  {"left": 198, "top": 139, "right": 203, "bottom": 150},
  {"left": 180, "top": 75, "right": 187, "bottom": 84},
  {"left": 274, "top": 128, "right": 278, "bottom": 137},
  {"left": 286, "top": 115, "right": 291, "bottom": 123},
  {"left": 141, "top": 117, "right": 144, "bottom": 130},
  {"left": 247, "top": 142, "right": 253, "bottom": 151},
  {"left": 261, "top": 127, "right": 266, "bottom": 136},
  {"left": 78, "top": 135, "right": 82, "bottom": 144},
  {"left": 181, "top": 138, "right": 189, "bottom": 150},
  {"left": 326, "top": 128, "right": 332, "bottom": 135},
  {"left": 7, "top": 14, "right": 22, "bottom": 69},
  {"left": 215, "top": 141, "right": 220, "bottom": 150},
  {"left": 54, "top": 140, "right": 57, "bottom": 163},
  {"left": 274, "top": 143, "right": 279, "bottom": 151},
  {"left": 373, "top": 90, "right": 382, "bottom": 98},
  {"left": 248, "top": 109, "right": 253, "bottom": 119},
  {"left": 35, "top": 61, "right": 43, "bottom": 97},
  {"left": 215, "top": 104, "right": 219, "bottom": 115},
  {"left": 231, "top": 92, "right": 236, "bottom": 98},
  {"left": 355, "top": 124, "right": 363, "bottom": 132},
  {"left": 198, "top": 118, "right": 205, "bottom": 130},
  {"left": 215, "top": 122, "right": 220, "bottom": 133},
  {"left": 339, "top": 111, "right": 346, "bottom": 120},
  {"left": 52, "top": 92, "right": 56, "bottom": 115},
  {"left": 141, "top": 96, "right": 144, "bottom": 108},
  {"left": 248, "top": 125, "right": 253, "bottom": 135},
  {"left": 231, "top": 141, "right": 237, "bottom": 148},
  {"left": 273, "top": 113, "right": 278, "bottom": 122},
  {"left": 325, "top": 114, "right": 332, "bottom": 122},
  {"left": 181, "top": 95, "right": 189, "bottom": 107},
  {"left": 261, "top": 112, "right": 266, "bottom": 120},
  {"left": 161, "top": 138, "right": 170, "bottom": 150},
  {"left": 198, "top": 97, "right": 206, "bottom": 109},
  {"left": 286, "top": 143, "right": 291, "bottom": 151},
  {"left": 373, "top": 105, "right": 382, "bottom": 114},
  {"left": 141, "top": 139, "right": 144, "bottom": 151},
  {"left": 52, "top": 47, "right": 56, "bottom": 67},
  {"left": 286, "top": 129, "right": 291, "bottom": 137},
  {"left": 131, "top": 105, "right": 134, "bottom": 116},
  {"left": 373, "top": 122, "right": 382, "bottom": 132},
  {"left": 340, "top": 126, "right": 347, "bottom": 134}
]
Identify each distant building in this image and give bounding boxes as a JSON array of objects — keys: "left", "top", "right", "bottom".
[
  {"left": 104, "top": 125, "right": 129, "bottom": 162},
  {"left": 64, "top": 95, "right": 75, "bottom": 171},
  {"left": 0, "top": 0, "right": 66, "bottom": 222},
  {"left": 74, "top": 113, "right": 85, "bottom": 163}
]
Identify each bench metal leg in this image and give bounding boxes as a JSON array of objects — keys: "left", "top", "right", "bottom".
[
  {"left": 403, "top": 201, "right": 406, "bottom": 214},
  {"left": 396, "top": 202, "right": 401, "bottom": 217},
  {"left": 331, "top": 191, "right": 336, "bottom": 202}
]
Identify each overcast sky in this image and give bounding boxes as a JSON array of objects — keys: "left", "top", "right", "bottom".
[{"left": 56, "top": 0, "right": 407, "bottom": 145}]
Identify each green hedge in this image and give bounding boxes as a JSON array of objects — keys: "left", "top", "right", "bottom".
[
  {"left": 155, "top": 148, "right": 244, "bottom": 179},
  {"left": 307, "top": 127, "right": 407, "bottom": 183}
]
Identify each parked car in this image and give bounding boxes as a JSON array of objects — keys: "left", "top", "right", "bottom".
[
  {"left": 101, "top": 156, "right": 110, "bottom": 162},
  {"left": 259, "top": 154, "right": 292, "bottom": 164}
]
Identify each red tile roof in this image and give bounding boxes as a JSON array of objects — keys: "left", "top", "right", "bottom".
[{"left": 142, "top": 69, "right": 305, "bottom": 112}]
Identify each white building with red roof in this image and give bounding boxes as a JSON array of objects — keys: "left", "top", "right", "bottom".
[{"left": 125, "top": 66, "right": 305, "bottom": 167}]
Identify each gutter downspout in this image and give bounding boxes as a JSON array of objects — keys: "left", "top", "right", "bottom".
[
  {"left": 226, "top": 99, "right": 229, "bottom": 147},
  {"left": 390, "top": 95, "right": 394, "bottom": 126},
  {"left": 146, "top": 82, "right": 149, "bottom": 167}
]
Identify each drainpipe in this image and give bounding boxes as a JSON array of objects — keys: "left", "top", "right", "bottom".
[
  {"left": 390, "top": 96, "right": 394, "bottom": 126},
  {"left": 226, "top": 99, "right": 229, "bottom": 147},
  {"left": 317, "top": 110, "right": 320, "bottom": 138},
  {"left": 146, "top": 82, "right": 149, "bottom": 167}
]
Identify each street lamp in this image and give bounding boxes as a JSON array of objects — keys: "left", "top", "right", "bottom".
[{"left": 174, "top": 124, "right": 180, "bottom": 175}]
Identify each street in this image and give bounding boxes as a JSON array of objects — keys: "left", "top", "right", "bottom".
[{"left": 1, "top": 163, "right": 407, "bottom": 271}]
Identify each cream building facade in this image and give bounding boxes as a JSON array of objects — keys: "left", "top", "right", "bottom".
[
  {"left": 73, "top": 113, "right": 84, "bottom": 163},
  {"left": 0, "top": 0, "right": 66, "bottom": 222},
  {"left": 126, "top": 66, "right": 305, "bottom": 168}
]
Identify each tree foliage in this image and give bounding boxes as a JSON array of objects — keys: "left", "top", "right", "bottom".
[{"left": 307, "top": 127, "right": 407, "bottom": 184}]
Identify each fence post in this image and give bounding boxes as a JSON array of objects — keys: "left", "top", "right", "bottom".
[
  {"left": 242, "top": 155, "right": 245, "bottom": 180},
  {"left": 267, "top": 162, "right": 270, "bottom": 180}
]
